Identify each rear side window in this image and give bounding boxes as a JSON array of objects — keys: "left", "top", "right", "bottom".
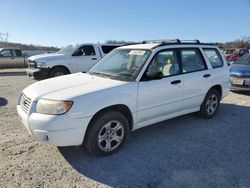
[
  {"left": 15, "top": 49, "right": 22, "bottom": 57},
  {"left": 180, "top": 49, "right": 206, "bottom": 73},
  {"left": 203, "top": 48, "right": 223, "bottom": 68},
  {"left": 101, "top": 45, "right": 119, "bottom": 54},
  {"left": 72, "top": 45, "right": 96, "bottom": 56}
]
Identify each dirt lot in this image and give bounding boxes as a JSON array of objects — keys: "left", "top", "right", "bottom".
[{"left": 0, "top": 70, "right": 250, "bottom": 188}]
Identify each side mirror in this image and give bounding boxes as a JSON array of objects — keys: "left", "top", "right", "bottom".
[{"left": 146, "top": 71, "right": 163, "bottom": 80}]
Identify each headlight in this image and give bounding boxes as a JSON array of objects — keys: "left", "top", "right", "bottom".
[
  {"left": 36, "top": 62, "right": 49, "bottom": 68},
  {"left": 36, "top": 99, "right": 73, "bottom": 115}
]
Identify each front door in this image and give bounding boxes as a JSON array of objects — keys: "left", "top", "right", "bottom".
[
  {"left": 0, "top": 49, "right": 15, "bottom": 68},
  {"left": 137, "top": 49, "right": 183, "bottom": 128},
  {"left": 69, "top": 45, "right": 100, "bottom": 73}
]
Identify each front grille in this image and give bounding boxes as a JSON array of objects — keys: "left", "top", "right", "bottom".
[
  {"left": 19, "top": 93, "right": 32, "bottom": 113},
  {"left": 28, "top": 60, "right": 37, "bottom": 69}
]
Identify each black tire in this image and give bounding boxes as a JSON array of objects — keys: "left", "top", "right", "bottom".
[
  {"left": 198, "top": 89, "right": 220, "bottom": 119},
  {"left": 49, "top": 67, "right": 69, "bottom": 78},
  {"left": 84, "top": 110, "right": 129, "bottom": 157}
]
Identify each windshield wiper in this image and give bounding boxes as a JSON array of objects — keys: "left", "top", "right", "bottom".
[
  {"left": 88, "top": 71, "right": 133, "bottom": 81},
  {"left": 88, "top": 71, "right": 112, "bottom": 78}
]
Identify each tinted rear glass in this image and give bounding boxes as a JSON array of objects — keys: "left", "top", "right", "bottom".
[
  {"left": 234, "top": 54, "right": 250, "bottom": 65},
  {"left": 15, "top": 49, "right": 22, "bottom": 57},
  {"left": 101, "top": 45, "right": 120, "bottom": 54}
]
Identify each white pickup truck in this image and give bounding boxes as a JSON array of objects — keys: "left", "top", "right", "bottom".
[{"left": 26, "top": 43, "right": 121, "bottom": 79}]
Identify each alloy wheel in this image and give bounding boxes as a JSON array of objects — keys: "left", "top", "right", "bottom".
[
  {"left": 97, "top": 120, "right": 124, "bottom": 152},
  {"left": 206, "top": 94, "right": 218, "bottom": 115}
]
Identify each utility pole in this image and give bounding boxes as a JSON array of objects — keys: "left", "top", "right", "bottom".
[{"left": 0, "top": 32, "right": 9, "bottom": 46}]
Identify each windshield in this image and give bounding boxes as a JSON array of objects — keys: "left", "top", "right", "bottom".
[
  {"left": 88, "top": 48, "right": 151, "bottom": 81},
  {"left": 57, "top": 45, "right": 79, "bottom": 55},
  {"left": 234, "top": 54, "right": 250, "bottom": 65}
]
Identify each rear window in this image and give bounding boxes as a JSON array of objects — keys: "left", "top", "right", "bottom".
[
  {"left": 234, "top": 54, "right": 250, "bottom": 65},
  {"left": 101, "top": 45, "right": 120, "bottom": 54},
  {"left": 203, "top": 48, "right": 223, "bottom": 68},
  {"left": 180, "top": 49, "right": 206, "bottom": 73},
  {"left": 15, "top": 49, "right": 22, "bottom": 57}
]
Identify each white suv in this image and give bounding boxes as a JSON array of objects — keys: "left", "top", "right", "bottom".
[{"left": 17, "top": 39, "right": 230, "bottom": 156}]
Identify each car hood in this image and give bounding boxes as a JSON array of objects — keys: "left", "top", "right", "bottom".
[
  {"left": 28, "top": 53, "right": 66, "bottom": 62},
  {"left": 22, "top": 73, "right": 128, "bottom": 101}
]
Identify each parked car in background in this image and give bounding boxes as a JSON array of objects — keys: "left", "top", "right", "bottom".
[
  {"left": 0, "top": 48, "right": 28, "bottom": 68},
  {"left": 224, "top": 48, "right": 249, "bottom": 64},
  {"left": 17, "top": 39, "right": 230, "bottom": 156},
  {"left": 26, "top": 43, "right": 121, "bottom": 79},
  {"left": 230, "top": 53, "right": 250, "bottom": 91}
]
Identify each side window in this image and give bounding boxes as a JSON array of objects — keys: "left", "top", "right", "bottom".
[
  {"left": 101, "top": 45, "right": 119, "bottom": 54},
  {"left": 203, "top": 48, "right": 223, "bottom": 68},
  {"left": 148, "top": 50, "right": 180, "bottom": 77},
  {"left": 72, "top": 45, "right": 96, "bottom": 56},
  {"left": 15, "top": 49, "right": 22, "bottom": 57},
  {"left": 0, "top": 49, "right": 13, "bottom": 57},
  {"left": 181, "top": 49, "right": 206, "bottom": 73}
]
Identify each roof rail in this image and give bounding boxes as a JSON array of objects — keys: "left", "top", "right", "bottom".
[
  {"left": 180, "top": 39, "right": 200, "bottom": 44},
  {"left": 141, "top": 39, "right": 181, "bottom": 44},
  {"left": 141, "top": 39, "right": 201, "bottom": 44},
  {"left": 125, "top": 39, "right": 215, "bottom": 48}
]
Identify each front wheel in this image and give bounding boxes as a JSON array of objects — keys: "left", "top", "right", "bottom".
[
  {"left": 198, "top": 89, "right": 220, "bottom": 119},
  {"left": 49, "top": 67, "right": 69, "bottom": 78},
  {"left": 84, "top": 111, "right": 129, "bottom": 157}
]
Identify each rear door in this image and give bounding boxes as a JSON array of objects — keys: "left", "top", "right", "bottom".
[
  {"left": 13, "top": 49, "right": 25, "bottom": 68},
  {"left": 69, "top": 45, "right": 101, "bottom": 73},
  {"left": 180, "top": 48, "right": 211, "bottom": 110},
  {"left": 0, "top": 49, "right": 16, "bottom": 68}
]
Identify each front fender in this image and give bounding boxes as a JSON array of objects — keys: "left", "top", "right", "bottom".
[{"left": 68, "top": 82, "right": 138, "bottom": 120}]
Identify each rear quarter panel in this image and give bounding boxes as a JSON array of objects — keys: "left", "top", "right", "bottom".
[{"left": 201, "top": 47, "right": 230, "bottom": 98}]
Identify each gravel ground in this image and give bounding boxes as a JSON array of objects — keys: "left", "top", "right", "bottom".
[{"left": 0, "top": 70, "right": 250, "bottom": 188}]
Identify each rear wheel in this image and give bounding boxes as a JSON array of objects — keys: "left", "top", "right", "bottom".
[
  {"left": 49, "top": 67, "right": 69, "bottom": 78},
  {"left": 198, "top": 89, "right": 220, "bottom": 119},
  {"left": 84, "top": 111, "right": 129, "bottom": 157}
]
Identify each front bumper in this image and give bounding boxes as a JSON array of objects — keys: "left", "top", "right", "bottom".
[
  {"left": 230, "top": 76, "right": 250, "bottom": 91},
  {"left": 17, "top": 105, "right": 92, "bottom": 146},
  {"left": 26, "top": 68, "right": 50, "bottom": 80}
]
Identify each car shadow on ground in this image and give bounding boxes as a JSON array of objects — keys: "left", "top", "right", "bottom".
[
  {"left": 0, "top": 97, "right": 8, "bottom": 106},
  {"left": 58, "top": 103, "right": 250, "bottom": 188},
  {"left": 231, "top": 90, "right": 250, "bottom": 96}
]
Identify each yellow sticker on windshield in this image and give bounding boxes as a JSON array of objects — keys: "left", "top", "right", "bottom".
[{"left": 129, "top": 50, "right": 145, "bottom": 56}]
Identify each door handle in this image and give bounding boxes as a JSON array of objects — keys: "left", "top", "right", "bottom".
[
  {"left": 203, "top": 74, "right": 211, "bottom": 78},
  {"left": 92, "top": 58, "right": 97, "bottom": 60},
  {"left": 171, "top": 80, "right": 181, "bottom": 85}
]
